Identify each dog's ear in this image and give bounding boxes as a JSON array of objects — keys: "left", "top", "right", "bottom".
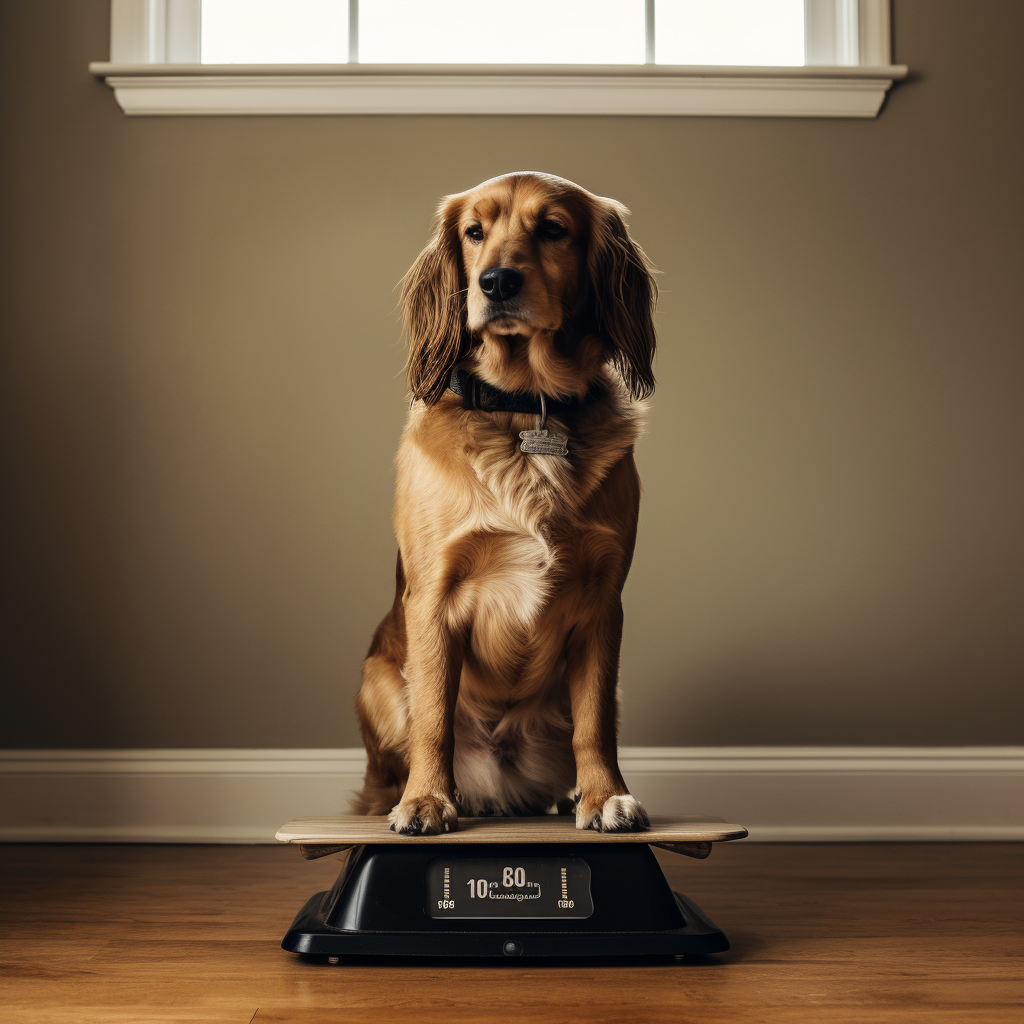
[
  {"left": 585, "top": 198, "right": 657, "bottom": 401},
  {"left": 402, "top": 195, "right": 468, "bottom": 404}
]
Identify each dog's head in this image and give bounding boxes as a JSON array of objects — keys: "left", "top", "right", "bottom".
[{"left": 402, "top": 172, "right": 657, "bottom": 404}]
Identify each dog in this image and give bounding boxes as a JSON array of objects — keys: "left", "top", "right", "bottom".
[{"left": 354, "top": 171, "right": 657, "bottom": 835}]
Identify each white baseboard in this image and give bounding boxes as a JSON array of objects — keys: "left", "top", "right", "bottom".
[{"left": 2, "top": 747, "right": 1021, "bottom": 843}]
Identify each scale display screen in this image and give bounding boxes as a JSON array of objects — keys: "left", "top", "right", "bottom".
[{"left": 426, "top": 857, "right": 593, "bottom": 919}]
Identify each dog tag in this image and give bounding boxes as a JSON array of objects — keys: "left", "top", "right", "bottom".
[{"left": 519, "top": 428, "right": 569, "bottom": 457}]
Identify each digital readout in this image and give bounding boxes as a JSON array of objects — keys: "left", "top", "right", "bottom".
[{"left": 426, "top": 858, "right": 593, "bottom": 919}]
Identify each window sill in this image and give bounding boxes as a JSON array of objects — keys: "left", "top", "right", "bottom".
[{"left": 88, "top": 62, "right": 908, "bottom": 118}]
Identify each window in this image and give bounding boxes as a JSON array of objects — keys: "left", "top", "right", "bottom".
[
  {"left": 352, "top": 0, "right": 648, "bottom": 66},
  {"left": 198, "top": 0, "right": 811, "bottom": 68},
  {"left": 95, "top": 0, "right": 905, "bottom": 117},
  {"left": 202, "top": 0, "right": 351, "bottom": 65}
]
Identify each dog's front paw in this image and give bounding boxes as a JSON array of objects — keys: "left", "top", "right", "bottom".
[
  {"left": 388, "top": 794, "right": 459, "bottom": 835},
  {"left": 576, "top": 793, "right": 649, "bottom": 833}
]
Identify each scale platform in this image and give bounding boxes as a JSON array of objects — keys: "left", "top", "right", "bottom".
[{"left": 277, "top": 814, "right": 747, "bottom": 961}]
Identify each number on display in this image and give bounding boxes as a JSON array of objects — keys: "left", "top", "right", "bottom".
[{"left": 467, "top": 867, "right": 528, "bottom": 897}]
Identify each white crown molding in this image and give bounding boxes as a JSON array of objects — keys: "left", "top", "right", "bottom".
[
  {"left": 87, "top": 62, "right": 908, "bottom": 118},
  {"left": 2, "top": 746, "right": 1020, "bottom": 843}
]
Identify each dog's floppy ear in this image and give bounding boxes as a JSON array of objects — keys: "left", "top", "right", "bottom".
[
  {"left": 586, "top": 198, "right": 657, "bottom": 401},
  {"left": 402, "top": 195, "right": 468, "bottom": 404}
]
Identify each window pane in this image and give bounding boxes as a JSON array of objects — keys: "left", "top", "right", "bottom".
[
  {"left": 201, "top": 0, "right": 349, "bottom": 64},
  {"left": 656, "top": 0, "right": 804, "bottom": 66},
  {"left": 359, "top": 0, "right": 645, "bottom": 65}
]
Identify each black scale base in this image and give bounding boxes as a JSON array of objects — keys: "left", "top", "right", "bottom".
[{"left": 282, "top": 842, "right": 729, "bottom": 961}]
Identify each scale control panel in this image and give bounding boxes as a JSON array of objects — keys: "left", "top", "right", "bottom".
[{"left": 426, "top": 857, "right": 594, "bottom": 919}]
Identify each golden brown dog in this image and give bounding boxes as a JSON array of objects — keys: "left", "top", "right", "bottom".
[{"left": 354, "top": 171, "right": 657, "bottom": 834}]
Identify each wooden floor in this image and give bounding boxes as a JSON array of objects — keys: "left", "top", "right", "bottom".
[{"left": 0, "top": 843, "right": 1020, "bottom": 1023}]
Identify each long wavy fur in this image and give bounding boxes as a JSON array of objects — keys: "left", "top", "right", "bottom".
[
  {"left": 401, "top": 196, "right": 469, "bottom": 404},
  {"left": 585, "top": 198, "right": 658, "bottom": 401}
]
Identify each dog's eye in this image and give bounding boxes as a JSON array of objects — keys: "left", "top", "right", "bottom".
[
  {"left": 465, "top": 224, "right": 484, "bottom": 242},
  {"left": 537, "top": 219, "right": 568, "bottom": 241}
]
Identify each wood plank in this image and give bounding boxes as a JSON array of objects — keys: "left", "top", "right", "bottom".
[
  {"left": 3, "top": 1014, "right": 257, "bottom": 1024},
  {"left": 275, "top": 813, "right": 748, "bottom": 845}
]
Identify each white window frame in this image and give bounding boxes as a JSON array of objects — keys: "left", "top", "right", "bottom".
[{"left": 92, "top": 0, "right": 906, "bottom": 118}]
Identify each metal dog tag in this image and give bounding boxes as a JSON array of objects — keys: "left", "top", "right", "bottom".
[
  {"left": 519, "top": 394, "right": 568, "bottom": 457},
  {"left": 519, "top": 428, "right": 569, "bottom": 457}
]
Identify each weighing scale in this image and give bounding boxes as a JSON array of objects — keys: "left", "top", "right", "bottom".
[{"left": 277, "top": 814, "right": 747, "bottom": 961}]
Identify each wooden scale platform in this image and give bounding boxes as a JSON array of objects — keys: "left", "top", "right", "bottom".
[{"left": 277, "top": 814, "right": 748, "bottom": 961}]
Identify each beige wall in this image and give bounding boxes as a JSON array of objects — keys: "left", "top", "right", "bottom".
[{"left": 2, "top": 1, "right": 1021, "bottom": 749}]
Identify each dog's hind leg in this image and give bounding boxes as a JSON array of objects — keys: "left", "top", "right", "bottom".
[
  {"left": 354, "top": 652, "right": 409, "bottom": 815},
  {"left": 353, "top": 553, "right": 410, "bottom": 815},
  {"left": 353, "top": 754, "right": 406, "bottom": 815},
  {"left": 354, "top": 652, "right": 409, "bottom": 814}
]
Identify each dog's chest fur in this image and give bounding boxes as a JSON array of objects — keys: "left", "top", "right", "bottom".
[
  {"left": 453, "top": 408, "right": 634, "bottom": 663},
  {"left": 400, "top": 394, "right": 640, "bottom": 672},
  {"left": 463, "top": 398, "right": 638, "bottom": 531},
  {"left": 469, "top": 417, "right": 573, "bottom": 533}
]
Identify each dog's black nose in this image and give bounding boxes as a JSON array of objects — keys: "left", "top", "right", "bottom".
[{"left": 478, "top": 267, "right": 524, "bottom": 301}]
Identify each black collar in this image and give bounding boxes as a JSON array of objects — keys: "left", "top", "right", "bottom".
[{"left": 448, "top": 367, "right": 603, "bottom": 416}]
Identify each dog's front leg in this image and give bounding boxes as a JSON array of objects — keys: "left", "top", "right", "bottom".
[
  {"left": 388, "top": 596, "right": 464, "bottom": 835},
  {"left": 566, "top": 601, "right": 649, "bottom": 832}
]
